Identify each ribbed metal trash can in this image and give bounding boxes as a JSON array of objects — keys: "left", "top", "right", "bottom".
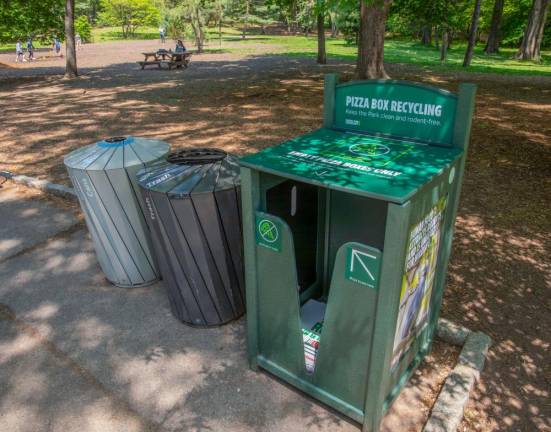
[
  {"left": 137, "top": 148, "right": 245, "bottom": 327},
  {"left": 64, "top": 136, "right": 170, "bottom": 288}
]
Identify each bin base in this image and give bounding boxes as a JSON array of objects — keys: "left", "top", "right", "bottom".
[
  {"left": 107, "top": 277, "right": 160, "bottom": 289},
  {"left": 173, "top": 311, "right": 246, "bottom": 328}
]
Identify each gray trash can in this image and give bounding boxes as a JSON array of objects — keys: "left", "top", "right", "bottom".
[
  {"left": 64, "top": 136, "right": 170, "bottom": 287},
  {"left": 137, "top": 148, "right": 245, "bottom": 326}
]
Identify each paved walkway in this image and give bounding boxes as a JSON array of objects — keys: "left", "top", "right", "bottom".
[{"left": 0, "top": 182, "right": 443, "bottom": 432}]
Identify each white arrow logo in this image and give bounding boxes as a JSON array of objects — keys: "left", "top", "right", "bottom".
[
  {"left": 350, "top": 249, "right": 376, "bottom": 281},
  {"left": 314, "top": 170, "right": 329, "bottom": 177}
]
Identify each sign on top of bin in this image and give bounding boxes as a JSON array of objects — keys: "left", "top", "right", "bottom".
[
  {"left": 64, "top": 136, "right": 170, "bottom": 288},
  {"left": 239, "top": 74, "right": 476, "bottom": 432}
]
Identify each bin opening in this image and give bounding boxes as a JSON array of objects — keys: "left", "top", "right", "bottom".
[
  {"left": 105, "top": 136, "right": 127, "bottom": 143},
  {"left": 167, "top": 148, "right": 227, "bottom": 165},
  {"left": 266, "top": 179, "right": 319, "bottom": 294}
]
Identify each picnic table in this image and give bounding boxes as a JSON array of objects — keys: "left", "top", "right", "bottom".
[{"left": 138, "top": 50, "right": 192, "bottom": 70}]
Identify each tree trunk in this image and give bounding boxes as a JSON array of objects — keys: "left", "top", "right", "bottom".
[
  {"left": 65, "top": 0, "right": 77, "bottom": 77},
  {"left": 292, "top": 0, "right": 297, "bottom": 33},
  {"left": 242, "top": 0, "right": 249, "bottom": 39},
  {"left": 440, "top": 30, "right": 448, "bottom": 61},
  {"left": 219, "top": 17, "right": 222, "bottom": 46},
  {"left": 515, "top": 0, "right": 550, "bottom": 61},
  {"left": 191, "top": 9, "right": 204, "bottom": 53},
  {"left": 357, "top": 0, "right": 391, "bottom": 79},
  {"left": 484, "top": 0, "right": 504, "bottom": 53},
  {"left": 317, "top": 12, "right": 326, "bottom": 64},
  {"left": 463, "top": 0, "right": 483, "bottom": 67},
  {"left": 434, "top": 27, "right": 440, "bottom": 49},
  {"left": 420, "top": 25, "right": 431, "bottom": 44}
]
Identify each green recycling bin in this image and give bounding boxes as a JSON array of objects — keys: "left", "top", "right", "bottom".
[{"left": 239, "top": 74, "right": 476, "bottom": 431}]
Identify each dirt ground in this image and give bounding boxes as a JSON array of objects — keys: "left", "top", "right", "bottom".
[{"left": 0, "top": 40, "right": 550, "bottom": 432}]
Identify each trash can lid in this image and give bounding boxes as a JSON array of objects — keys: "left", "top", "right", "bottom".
[
  {"left": 64, "top": 136, "right": 170, "bottom": 171},
  {"left": 137, "top": 148, "right": 240, "bottom": 197}
]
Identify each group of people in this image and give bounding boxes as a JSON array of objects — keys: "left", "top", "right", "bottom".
[
  {"left": 159, "top": 27, "right": 187, "bottom": 53},
  {"left": 15, "top": 38, "right": 34, "bottom": 62},
  {"left": 14, "top": 34, "right": 82, "bottom": 63}
]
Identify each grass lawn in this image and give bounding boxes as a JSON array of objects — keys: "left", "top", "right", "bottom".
[
  {"left": 223, "top": 34, "right": 551, "bottom": 76},
  {"left": 92, "top": 26, "right": 161, "bottom": 42},
  {"left": 0, "top": 40, "right": 55, "bottom": 53},
  {"left": 84, "top": 26, "right": 551, "bottom": 76}
]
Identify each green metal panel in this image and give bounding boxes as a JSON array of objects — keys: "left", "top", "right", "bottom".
[
  {"left": 315, "top": 242, "right": 381, "bottom": 412},
  {"left": 240, "top": 128, "right": 462, "bottom": 204},
  {"left": 241, "top": 167, "right": 261, "bottom": 369},
  {"left": 323, "top": 74, "right": 337, "bottom": 128},
  {"left": 254, "top": 211, "right": 305, "bottom": 374},
  {"left": 332, "top": 79, "right": 458, "bottom": 146},
  {"left": 362, "top": 201, "right": 411, "bottom": 432}
]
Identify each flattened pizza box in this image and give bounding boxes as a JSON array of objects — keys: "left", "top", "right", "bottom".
[{"left": 240, "top": 128, "right": 462, "bottom": 204}]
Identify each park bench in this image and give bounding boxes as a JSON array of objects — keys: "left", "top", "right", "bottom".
[{"left": 138, "top": 51, "right": 192, "bottom": 70}]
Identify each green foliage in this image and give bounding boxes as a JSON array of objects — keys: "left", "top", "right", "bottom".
[
  {"left": 0, "top": 0, "right": 64, "bottom": 42},
  {"left": 336, "top": 4, "right": 359, "bottom": 44},
  {"left": 99, "top": 0, "right": 160, "bottom": 38},
  {"left": 75, "top": 16, "right": 92, "bottom": 42},
  {"left": 164, "top": 8, "right": 189, "bottom": 39},
  {"left": 76, "top": 0, "right": 102, "bottom": 23},
  {"left": 388, "top": 0, "right": 471, "bottom": 39}
]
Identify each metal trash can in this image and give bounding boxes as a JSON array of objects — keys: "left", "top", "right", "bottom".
[
  {"left": 64, "top": 136, "right": 170, "bottom": 287},
  {"left": 137, "top": 148, "right": 245, "bottom": 327}
]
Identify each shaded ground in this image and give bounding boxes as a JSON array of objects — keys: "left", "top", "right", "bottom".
[{"left": 0, "top": 40, "right": 550, "bottom": 431}]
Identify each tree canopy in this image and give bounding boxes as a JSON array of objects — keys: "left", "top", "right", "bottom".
[
  {"left": 0, "top": 0, "right": 64, "bottom": 42},
  {"left": 99, "top": 0, "right": 160, "bottom": 38}
]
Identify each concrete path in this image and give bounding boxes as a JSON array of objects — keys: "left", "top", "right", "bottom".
[
  {"left": 0, "top": 183, "right": 78, "bottom": 262},
  {"left": 0, "top": 183, "right": 441, "bottom": 432},
  {"left": 0, "top": 317, "right": 153, "bottom": 432}
]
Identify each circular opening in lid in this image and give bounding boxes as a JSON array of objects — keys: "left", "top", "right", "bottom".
[
  {"left": 167, "top": 148, "right": 227, "bottom": 166},
  {"left": 105, "top": 136, "right": 127, "bottom": 143}
]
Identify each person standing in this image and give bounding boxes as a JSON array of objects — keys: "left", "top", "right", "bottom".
[
  {"left": 53, "top": 37, "right": 62, "bottom": 56},
  {"left": 26, "top": 38, "right": 34, "bottom": 61},
  {"left": 159, "top": 27, "right": 165, "bottom": 44},
  {"left": 15, "top": 40, "right": 24, "bottom": 62},
  {"left": 75, "top": 33, "right": 82, "bottom": 50}
]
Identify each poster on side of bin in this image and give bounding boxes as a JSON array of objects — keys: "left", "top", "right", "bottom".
[{"left": 391, "top": 197, "right": 447, "bottom": 368}]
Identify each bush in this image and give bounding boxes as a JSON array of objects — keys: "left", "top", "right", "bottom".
[{"left": 75, "top": 16, "right": 92, "bottom": 42}]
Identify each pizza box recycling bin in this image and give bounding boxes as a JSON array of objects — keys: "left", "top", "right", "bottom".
[
  {"left": 239, "top": 74, "right": 476, "bottom": 431},
  {"left": 64, "top": 136, "right": 170, "bottom": 288},
  {"left": 137, "top": 148, "right": 245, "bottom": 327}
]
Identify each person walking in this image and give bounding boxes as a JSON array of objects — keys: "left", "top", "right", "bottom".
[
  {"left": 15, "top": 40, "right": 24, "bottom": 62},
  {"left": 75, "top": 33, "right": 82, "bottom": 50},
  {"left": 53, "top": 37, "right": 62, "bottom": 56},
  {"left": 159, "top": 27, "right": 166, "bottom": 44},
  {"left": 26, "top": 38, "right": 34, "bottom": 61}
]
